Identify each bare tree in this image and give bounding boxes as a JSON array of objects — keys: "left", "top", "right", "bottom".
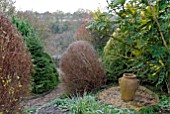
[{"left": 0, "top": 0, "right": 15, "bottom": 16}]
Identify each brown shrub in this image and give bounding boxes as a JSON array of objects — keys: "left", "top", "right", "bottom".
[
  {"left": 59, "top": 41, "right": 106, "bottom": 95},
  {"left": 0, "top": 13, "right": 32, "bottom": 113}
]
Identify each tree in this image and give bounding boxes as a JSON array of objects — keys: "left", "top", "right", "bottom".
[
  {"left": 16, "top": 11, "right": 52, "bottom": 40},
  {"left": 0, "top": 0, "right": 15, "bottom": 16}
]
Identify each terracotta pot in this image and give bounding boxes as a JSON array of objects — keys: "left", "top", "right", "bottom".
[{"left": 119, "top": 73, "right": 140, "bottom": 101}]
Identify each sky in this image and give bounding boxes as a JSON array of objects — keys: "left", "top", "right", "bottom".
[{"left": 14, "top": 0, "right": 108, "bottom": 13}]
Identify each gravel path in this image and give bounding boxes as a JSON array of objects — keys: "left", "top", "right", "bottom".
[
  {"left": 22, "top": 83, "right": 65, "bottom": 113},
  {"left": 37, "top": 106, "right": 68, "bottom": 114}
]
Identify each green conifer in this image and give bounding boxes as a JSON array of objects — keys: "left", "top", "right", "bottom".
[{"left": 12, "top": 16, "right": 59, "bottom": 94}]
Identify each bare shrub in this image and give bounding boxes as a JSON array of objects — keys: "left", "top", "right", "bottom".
[
  {"left": 0, "top": 13, "right": 32, "bottom": 113},
  {"left": 59, "top": 41, "right": 106, "bottom": 95}
]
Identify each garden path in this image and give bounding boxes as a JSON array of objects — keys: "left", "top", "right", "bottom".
[{"left": 21, "top": 83, "right": 65, "bottom": 113}]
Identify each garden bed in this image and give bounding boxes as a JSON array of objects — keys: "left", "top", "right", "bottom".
[{"left": 98, "top": 86, "right": 159, "bottom": 111}]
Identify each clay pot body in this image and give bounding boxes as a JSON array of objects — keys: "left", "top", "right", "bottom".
[{"left": 119, "top": 73, "right": 139, "bottom": 101}]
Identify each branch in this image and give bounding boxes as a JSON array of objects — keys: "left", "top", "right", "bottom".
[
  {"left": 105, "top": 34, "right": 140, "bottom": 51},
  {"left": 147, "top": 0, "right": 168, "bottom": 49}
]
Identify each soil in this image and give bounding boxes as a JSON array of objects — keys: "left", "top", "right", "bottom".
[
  {"left": 98, "top": 86, "right": 159, "bottom": 111},
  {"left": 21, "top": 83, "right": 66, "bottom": 113}
]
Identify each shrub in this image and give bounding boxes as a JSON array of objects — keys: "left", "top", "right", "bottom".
[
  {"left": 0, "top": 13, "right": 32, "bottom": 113},
  {"left": 103, "top": 37, "right": 135, "bottom": 83},
  {"left": 12, "top": 17, "right": 59, "bottom": 94},
  {"left": 88, "top": 0, "right": 170, "bottom": 92},
  {"left": 59, "top": 41, "right": 106, "bottom": 95}
]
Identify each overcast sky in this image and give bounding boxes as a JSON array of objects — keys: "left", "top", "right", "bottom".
[{"left": 14, "top": 0, "right": 108, "bottom": 13}]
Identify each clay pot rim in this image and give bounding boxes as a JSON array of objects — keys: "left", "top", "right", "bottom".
[{"left": 123, "top": 73, "right": 136, "bottom": 79}]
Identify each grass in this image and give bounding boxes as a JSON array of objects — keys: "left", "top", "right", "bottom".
[
  {"left": 138, "top": 95, "right": 170, "bottom": 114},
  {"left": 25, "top": 93, "right": 136, "bottom": 114}
]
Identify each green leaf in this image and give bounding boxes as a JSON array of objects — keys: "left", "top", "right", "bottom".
[{"left": 160, "top": 22, "right": 169, "bottom": 31}]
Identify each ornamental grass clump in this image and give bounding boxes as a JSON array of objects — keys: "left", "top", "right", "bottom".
[
  {"left": 59, "top": 40, "right": 106, "bottom": 95},
  {"left": 0, "top": 13, "right": 32, "bottom": 113}
]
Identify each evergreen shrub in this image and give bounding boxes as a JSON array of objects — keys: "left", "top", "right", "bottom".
[
  {"left": 88, "top": 0, "right": 170, "bottom": 92},
  {"left": 12, "top": 17, "right": 59, "bottom": 94}
]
